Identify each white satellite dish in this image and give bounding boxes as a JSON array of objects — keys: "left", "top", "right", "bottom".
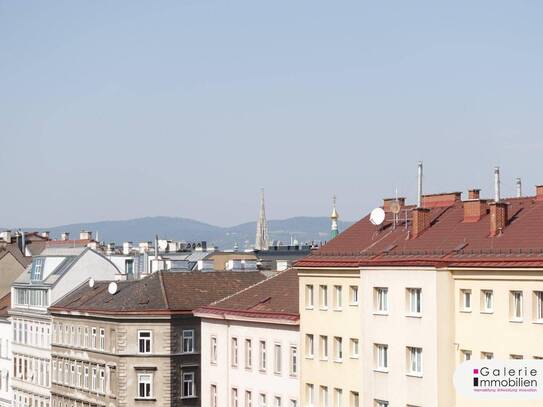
[
  {"left": 108, "top": 281, "right": 118, "bottom": 295},
  {"left": 88, "top": 278, "right": 95, "bottom": 288},
  {"left": 370, "top": 207, "right": 386, "bottom": 226}
]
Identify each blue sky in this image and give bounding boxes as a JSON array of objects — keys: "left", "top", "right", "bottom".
[{"left": 1, "top": 1, "right": 542, "bottom": 227}]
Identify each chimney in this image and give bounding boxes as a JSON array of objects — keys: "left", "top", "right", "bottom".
[
  {"left": 411, "top": 207, "right": 431, "bottom": 238},
  {"left": 40, "top": 231, "right": 50, "bottom": 239},
  {"left": 122, "top": 241, "right": 133, "bottom": 255},
  {"left": 421, "top": 192, "right": 462, "bottom": 208},
  {"left": 489, "top": 202, "right": 508, "bottom": 236},
  {"left": 61, "top": 232, "right": 70, "bottom": 241},
  {"left": 536, "top": 185, "right": 543, "bottom": 201},
  {"left": 417, "top": 161, "right": 423, "bottom": 208},
  {"left": 516, "top": 178, "right": 522, "bottom": 198},
  {"left": 80, "top": 230, "right": 92, "bottom": 240},
  {"left": 463, "top": 200, "right": 488, "bottom": 223},
  {"left": 468, "top": 189, "right": 480, "bottom": 200},
  {"left": 494, "top": 166, "right": 501, "bottom": 202},
  {"left": 383, "top": 197, "right": 406, "bottom": 212}
]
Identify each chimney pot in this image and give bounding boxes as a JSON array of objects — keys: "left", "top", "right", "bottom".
[
  {"left": 468, "top": 189, "right": 481, "bottom": 200},
  {"left": 79, "top": 230, "right": 92, "bottom": 241}
]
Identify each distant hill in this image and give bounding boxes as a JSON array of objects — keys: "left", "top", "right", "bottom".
[{"left": 10, "top": 216, "right": 354, "bottom": 250}]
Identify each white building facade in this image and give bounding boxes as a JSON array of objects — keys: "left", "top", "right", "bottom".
[
  {"left": 9, "top": 247, "right": 121, "bottom": 407},
  {"left": 0, "top": 307, "right": 11, "bottom": 407}
]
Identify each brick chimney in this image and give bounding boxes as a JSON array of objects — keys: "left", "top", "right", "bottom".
[
  {"left": 411, "top": 207, "right": 431, "bottom": 238},
  {"left": 464, "top": 199, "right": 488, "bottom": 223},
  {"left": 468, "top": 189, "right": 480, "bottom": 200},
  {"left": 383, "top": 197, "right": 406, "bottom": 212},
  {"left": 489, "top": 202, "right": 508, "bottom": 236},
  {"left": 536, "top": 185, "right": 543, "bottom": 201},
  {"left": 421, "top": 192, "right": 462, "bottom": 208}
]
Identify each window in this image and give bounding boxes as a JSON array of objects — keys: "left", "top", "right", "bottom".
[
  {"left": 99, "top": 369, "right": 105, "bottom": 393},
  {"left": 511, "top": 291, "right": 523, "bottom": 320},
  {"left": 481, "top": 290, "right": 493, "bottom": 313},
  {"left": 30, "top": 258, "right": 44, "bottom": 281},
  {"left": 461, "top": 289, "right": 471, "bottom": 311},
  {"left": 289, "top": 400, "right": 297, "bottom": 407},
  {"left": 91, "top": 328, "right": 97, "bottom": 349},
  {"left": 461, "top": 350, "right": 472, "bottom": 362},
  {"left": 64, "top": 362, "right": 69, "bottom": 384},
  {"left": 245, "top": 339, "right": 253, "bottom": 369},
  {"left": 375, "top": 344, "right": 388, "bottom": 370},
  {"left": 91, "top": 367, "right": 97, "bottom": 390},
  {"left": 138, "top": 373, "right": 152, "bottom": 398},
  {"left": 306, "top": 384, "right": 314, "bottom": 407},
  {"left": 259, "top": 393, "right": 267, "bottom": 407},
  {"left": 245, "top": 391, "right": 253, "bottom": 407},
  {"left": 374, "top": 400, "right": 388, "bottom": 407},
  {"left": 77, "top": 326, "right": 82, "bottom": 347},
  {"left": 349, "top": 286, "right": 359, "bottom": 305},
  {"left": 305, "top": 285, "right": 314, "bottom": 308},
  {"left": 305, "top": 334, "right": 314, "bottom": 358},
  {"left": 481, "top": 351, "right": 494, "bottom": 360},
  {"left": 125, "top": 259, "right": 134, "bottom": 275},
  {"left": 84, "top": 327, "right": 89, "bottom": 348},
  {"left": 14, "top": 288, "right": 48, "bottom": 307},
  {"left": 510, "top": 354, "right": 523, "bottom": 360},
  {"left": 182, "top": 330, "right": 195, "bottom": 353},
  {"left": 231, "top": 338, "right": 238, "bottom": 367},
  {"left": 334, "top": 337, "right": 343, "bottom": 362},
  {"left": 407, "top": 347, "right": 422, "bottom": 375},
  {"left": 259, "top": 340, "right": 266, "bottom": 371},
  {"left": 334, "top": 285, "right": 343, "bottom": 309},
  {"left": 407, "top": 288, "right": 422, "bottom": 314},
  {"left": 274, "top": 396, "right": 282, "bottom": 407},
  {"left": 210, "top": 385, "right": 217, "bottom": 407},
  {"left": 138, "top": 331, "right": 152, "bottom": 354},
  {"left": 375, "top": 288, "right": 388, "bottom": 313},
  {"left": 210, "top": 336, "right": 217, "bottom": 364},
  {"left": 534, "top": 291, "right": 543, "bottom": 321},
  {"left": 350, "top": 338, "right": 359, "bottom": 358},
  {"left": 182, "top": 372, "right": 195, "bottom": 397},
  {"left": 83, "top": 366, "right": 89, "bottom": 389},
  {"left": 99, "top": 328, "right": 105, "bottom": 351},
  {"left": 76, "top": 365, "right": 82, "bottom": 388},
  {"left": 320, "top": 335, "right": 328, "bottom": 360},
  {"left": 350, "top": 391, "right": 359, "bottom": 407},
  {"left": 274, "top": 344, "right": 282, "bottom": 374},
  {"left": 334, "top": 388, "right": 343, "bottom": 407},
  {"left": 320, "top": 386, "right": 329, "bottom": 407},
  {"left": 231, "top": 388, "right": 239, "bottom": 407},
  {"left": 320, "top": 285, "right": 328, "bottom": 309},
  {"left": 71, "top": 364, "right": 75, "bottom": 386},
  {"left": 289, "top": 346, "right": 298, "bottom": 376}
]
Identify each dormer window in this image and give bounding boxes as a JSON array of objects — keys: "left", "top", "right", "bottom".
[{"left": 30, "top": 257, "right": 45, "bottom": 281}]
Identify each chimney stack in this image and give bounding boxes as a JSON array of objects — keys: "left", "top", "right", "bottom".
[
  {"left": 61, "top": 232, "right": 70, "bottom": 241},
  {"left": 536, "top": 185, "right": 543, "bottom": 201},
  {"left": 383, "top": 197, "right": 406, "bottom": 212},
  {"left": 516, "top": 178, "right": 522, "bottom": 198},
  {"left": 489, "top": 201, "right": 508, "bottom": 236},
  {"left": 468, "top": 189, "right": 480, "bottom": 200},
  {"left": 80, "top": 230, "right": 92, "bottom": 241},
  {"left": 411, "top": 207, "right": 431, "bottom": 238},
  {"left": 40, "top": 231, "right": 50, "bottom": 239}
]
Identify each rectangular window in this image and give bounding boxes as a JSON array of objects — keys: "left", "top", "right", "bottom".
[
  {"left": 334, "top": 285, "right": 343, "bottom": 309},
  {"left": 349, "top": 286, "right": 359, "bottom": 305},
  {"left": 350, "top": 391, "right": 359, "bottom": 407},
  {"left": 138, "top": 331, "right": 152, "bottom": 354},
  {"left": 245, "top": 391, "right": 253, "bottom": 407},
  {"left": 289, "top": 345, "right": 298, "bottom": 376},
  {"left": 210, "top": 384, "right": 218, "bottom": 407},
  {"left": 375, "top": 344, "right": 388, "bottom": 370},
  {"left": 305, "top": 334, "right": 314, "bottom": 358},
  {"left": 407, "top": 347, "right": 423, "bottom": 375},
  {"left": 30, "top": 257, "right": 44, "bottom": 281},
  {"left": 374, "top": 400, "right": 388, "bottom": 407},
  {"left": 231, "top": 337, "right": 238, "bottom": 367},
  {"left": 76, "top": 365, "right": 82, "bottom": 388},
  {"left": 259, "top": 393, "right": 267, "bottom": 407},
  {"left": 461, "top": 289, "right": 472, "bottom": 311},
  {"left": 274, "top": 396, "right": 282, "bottom": 407},
  {"left": 274, "top": 344, "right": 282, "bottom": 374},
  {"left": 138, "top": 373, "right": 152, "bottom": 398},
  {"left": 84, "top": 366, "right": 89, "bottom": 389},
  {"left": 334, "top": 388, "right": 342, "bottom": 407},
  {"left": 182, "top": 330, "right": 195, "bottom": 353},
  {"left": 306, "top": 384, "right": 314, "bottom": 407},
  {"left": 511, "top": 291, "right": 523, "bottom": 320},
  {"left": 245, "top": 339, "right": 253, "bottom": 369},
  {"left": 99, "top": 328, "right": 105, "bottom": 351},
  {"left": 232, "top": 388, "right": 239, "bottom": 407},
  {"left": 407, "top": 288, "right": 422, "bottom": 314},
  {"left": 84, "top": 327, "right": 89, "bottom": 348},
  {"left": 182, "top": 372, "right": 195, "bottom": 397},
  {"left": 350, "top": 338, "right": 359, "bottom": 358},
  {"left": 320, "top": 386, "right": 329, "bottom": 407},
  {"left": 480, "top": 290, "right": 493, "bottom": 313},
  {"left": 71, "top": 364, "right": 75, "bottom": 386},
  {"left": 99, "top": 369, "right": 105, "bottom": 393},
  {"left": 91, "top": 327, "right": 97, "bottom": 349},
  {"left": 535, "top": 291, "right": 543, "bottom": 321},
  {"left": 91, "top": 367, "right": 97, "bottom": 390},
  {"left": 305, "top": 285, "right": 314, "bottom": 308},
  {"left": 259, "top": 340, "right": 266, "bottom": 371},
  {"left": 320, "top": 285, "right": 328, "bottom": 309},
  {"left": 210, "top": 336, "right": 217, "bottom": 364},
  {"left": 461, "top": 350, "right": 472, "bottom": 361},
  {"left": 510, "top": 354, "right": 523, "bottom": 360},
  {"left": 375, "top": 288, "right": 388, "bottom": 312},
  {"left": 320, "top": 335, "right": 328, "bottom": 360},
  {"left": 334, "top": 337, "right": 343, "bottom": 362},
  {"left": 481, "top": 351, "right": 493, "bottom": 360}
]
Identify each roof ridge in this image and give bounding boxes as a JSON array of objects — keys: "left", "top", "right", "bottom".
[
  {"left": 209, "top": 269, "right": 287, "bottom": 306},
  {"left": 157, "top": 271, "right": 169, "bottom": 309}
]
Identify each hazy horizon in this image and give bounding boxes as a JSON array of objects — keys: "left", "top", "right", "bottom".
[{"left": 2, "top": 1, "right": 542, "bottom": 227}]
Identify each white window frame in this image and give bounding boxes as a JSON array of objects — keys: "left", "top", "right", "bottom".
[
  {"left": 320, "top": 335, "right": 328, "bottom": 360},
  {"left": 99, "top": 328, "right": 105, "bottom": 351},
  {"left": 407, "top": 288, "right": 422, "bottom": 315},
  {"left": 305, "top": 334, "right": 314, "bottom": 358},
  {"left": 245, "top": 339, "right": 253, "bottom": 369},
  {"left": 334, "top": 337, "right": 343, "bottom": 362},
  {"left": 319, "top": 285, "right": 328, "bottom": 309},
  {"left": 137, "top": 373, "right": 153, "bottom": 399},
  {"left": 375, "top": 344, "right": 388, "bottom": 371},
  {"left": 350, "top": 285, "right": 359, "bottom": 305},
  {"left": 535, "top": 291, "right": 543, "bottom": 321},
  {"left": 182, "top": 329, "right": 195, "bottom": 353},
  {"left": 460, "top": 289, "right": 472, "bottom": 312},
  {"left": 274, "top": 343, "right": 282, "bottom": 374},
  {"left": 481, "top": 290, "right": 493, "bottom": 313},
  {"left": 334, "top": 285, "right": 342, "bottom": 309},
  {"left": 510, "top": 291, "right": 523, "bottom": 321},
  {"left": 259, "top": 340, "right": 266, "bottom": 371},
  {"left": 138, "top": 330, "right": 152, "bottom": 354},
  {"left": 231, "top": 337, "right": 238, "bottom": 367},
  {"left": 289, "top": 345, "right": 297, "bottom": 377},
  {"left": 375, "top": 287, "right": 388, "bottom": 313},
  {"left": 407, "top": 346, "right": 423, "bottom": 376},
  {"left": 182, "top": 371, "right": 195, "bottom": 398},
  {"left": 305, "top": 285, "right": 314, "bottom": 309},
  {"left": 210, "top": 336, "right": 217, "bottom": 364}
]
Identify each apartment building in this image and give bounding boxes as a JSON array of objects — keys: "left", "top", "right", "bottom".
[
  {"left": 0, "top": 294, "right": 11, "bottom": 407},
  {"left": 195, "top": 268, "right": 300, "bottom": 407},
  {"left": 47, "top": 271, "right": 266, "bottom": 407},
  {"left": 9, "top": 247, "right": 121, "bottom": 407},
  {"left": 296, "top": 185, "right": 543, "bottom": 407}
]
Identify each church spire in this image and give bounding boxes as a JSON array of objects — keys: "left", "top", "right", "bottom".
[
  {"left": 255, "top": 189, "right": 269, "bottom": 250},
  {"left": 330, "top": 194, "right": 339, "bottom": 239}
]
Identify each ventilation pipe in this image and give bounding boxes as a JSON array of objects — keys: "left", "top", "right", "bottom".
[
  {"left": 494, "top": 166, "right": 501, "bottom": 202},
  {"left": 516, "top": 178, "right": 522, "bottom": 198},
  {"left": 417, "top": 161, "right": 423, "bottom": 208}
]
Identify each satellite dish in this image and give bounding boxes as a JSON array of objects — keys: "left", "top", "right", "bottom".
[
  {"left": 108, "top": 282, "right": 118, "bottom": 295},
  {"left": 390, "top": 201, "right": 401, "bottom": 214},
  {"left": 370, "top": 207, "right": 386, "bottom": 225},
  {"left": 88, "top": 279, "right": 95, "bottom": 288}
]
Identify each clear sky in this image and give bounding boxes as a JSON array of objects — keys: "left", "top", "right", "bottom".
[{"left": 1, "top": 1, "right": 542, "bottom": 227}]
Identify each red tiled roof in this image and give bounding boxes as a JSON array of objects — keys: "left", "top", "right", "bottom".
[
  {"left": 296, "top": 195, "right": 543, "bottom": 269},
  {"left": 0, "top": 293, "right": 10, "bottom": 318},
  {"left": 196, "top": 269, "right": 299, "bottom": 323}
]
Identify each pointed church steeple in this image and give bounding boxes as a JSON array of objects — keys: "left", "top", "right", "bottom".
[
  {"left": 255, "top": 189, "right": 269, "bottom": 250},
  {"left": 330, "top": 194, "right": 339, "bottom": 239}
]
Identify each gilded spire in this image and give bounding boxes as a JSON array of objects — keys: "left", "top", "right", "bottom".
[{"left": 255, "top": 189, "right": 269, "bottom": 250}]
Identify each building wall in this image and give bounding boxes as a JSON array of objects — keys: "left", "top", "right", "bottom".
[
  {"left": 200, "top": 318, "right": 299, "bottom": 407},
  {"left": 298, "top": 268, "right": 361, "bottom": 406},
  {"left": 0, "top": 319, "right": 11, "bottom": 407},
  {"left": 0, "top": 253, "right": 26, "bottom": 298}
]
